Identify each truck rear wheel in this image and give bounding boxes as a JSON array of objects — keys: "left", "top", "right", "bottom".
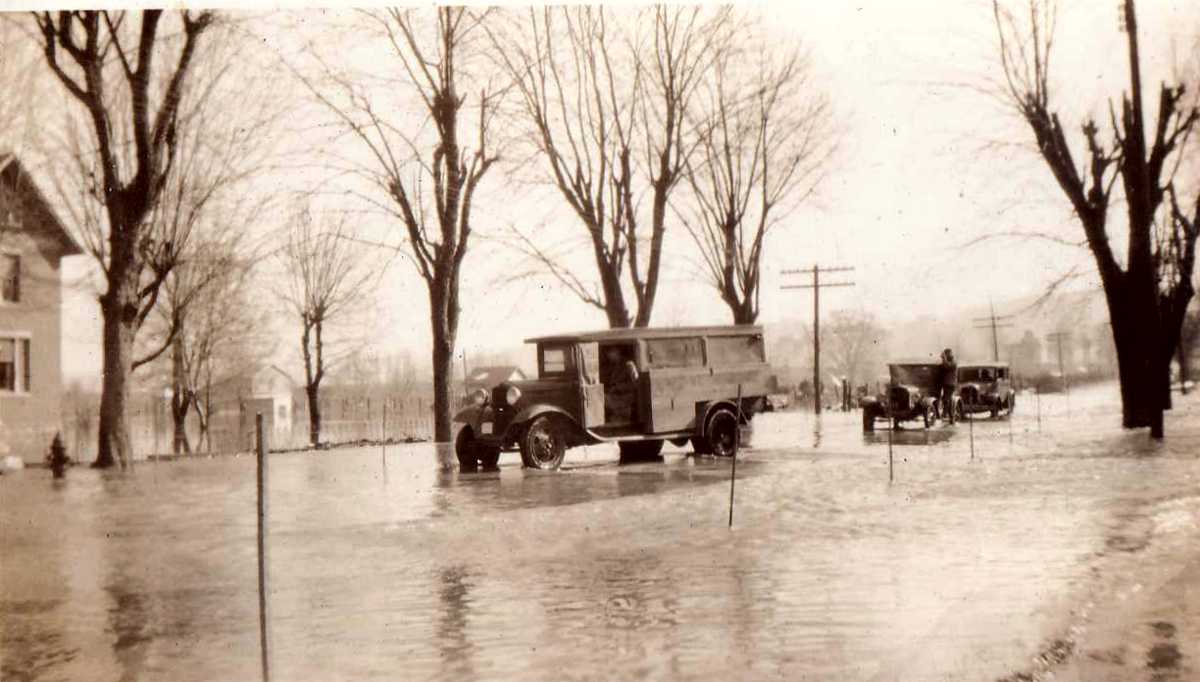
[
  {"left": 706, "top": 408, "right": 739, "bottom": 457},
  {"left": 519, "top": 415, "right": 567, "bottom": 470}
]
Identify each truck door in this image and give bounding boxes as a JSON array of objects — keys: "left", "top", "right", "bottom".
[{"left": 577, "top": 343, "right": 605, "bottom": 428}]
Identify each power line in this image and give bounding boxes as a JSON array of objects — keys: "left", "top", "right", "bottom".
[{"left": 781, "top": 265, "right": 856, "bottom": 415}]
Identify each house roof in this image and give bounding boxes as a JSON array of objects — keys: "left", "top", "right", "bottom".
[
  {"left": 0, "top": 150, "right": 83, "bottom": 257},
  {"left": 526, "top": 324, "right": 764, "bottom": 345}
]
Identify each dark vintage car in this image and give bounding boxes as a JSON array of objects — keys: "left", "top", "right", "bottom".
[
  {"left": 957, "top": 362, "right": 1015, "bottom": 418},
  {"left": 860, "top": 360, "right": 960, "bottom": 432},
  {"left": 452, "top": 325, "right": 776, "bottom": 470}
]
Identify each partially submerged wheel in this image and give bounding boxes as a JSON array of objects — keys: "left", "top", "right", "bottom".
[
  {"left": 706, "top": 408, "right": 739, "bottom": 457},
  {"left": 519, "top": 415, "right": 567, "bottom": 470},
  {"left": 618, "top": 439, "right": 664, "bottom": 463},
  {"left": 923, "top": 404, "right": 937, "bottom": 429},
  {"left": 456, "top": 427, "right": 501, "bottom": 470},
  {"left": 862, "top": 406, "right": 877, "bottom": 432},
  {"left": 477, "top": 447, "right": 501, "bottom": 470}
]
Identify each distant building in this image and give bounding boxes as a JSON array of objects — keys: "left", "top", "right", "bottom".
[
  {"left": 1007, "top": 330, "right": 1044, "bottom": 378},
  {"left": 0, "top": 152, "right": 84, "bottom": 463}
]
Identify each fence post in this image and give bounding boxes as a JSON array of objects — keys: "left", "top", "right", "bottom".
[
  {"left": 728, "top": 384, "right": 743, "bottom": 529},
  {"left": 255, "top": 414, "right": 272, "bottom": 682}
]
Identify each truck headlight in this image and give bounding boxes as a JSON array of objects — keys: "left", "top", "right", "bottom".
[
  {"left": 471, "top": 388, "right": 488, "bottom": 406},
  {"left": 505, "top": 385, "right": 522, "bottom": 406}
]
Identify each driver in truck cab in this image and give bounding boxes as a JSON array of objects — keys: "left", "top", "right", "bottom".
[{"left": 602, "top": 346, "right": 639, "bottom": 423}]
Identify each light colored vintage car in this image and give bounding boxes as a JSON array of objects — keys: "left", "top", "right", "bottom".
[
  {"left": 453, "top": 325, "right": 775, "bottom": 470},
  {"left": 957, "top": 362, "right": 1016, "bottom": 418}
]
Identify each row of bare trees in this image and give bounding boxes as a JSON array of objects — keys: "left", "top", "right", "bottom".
[{"left": 286, "top": 7, "right": 834, "bottom": 442}]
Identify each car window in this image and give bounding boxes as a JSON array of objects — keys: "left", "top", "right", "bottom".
[
  {"left": 706, "top": 335, "right": 766, "bottom": 365},
  {"left": 645, "top": 337, "right": 703, "bottom": 369}
]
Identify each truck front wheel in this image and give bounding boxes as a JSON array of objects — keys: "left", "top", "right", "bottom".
[{"left": 519, "top": 415, "right": 567, "bottom": 470}]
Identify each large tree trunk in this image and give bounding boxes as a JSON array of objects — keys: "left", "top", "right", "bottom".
[
  {"left": 171, "top": 333, "right": 192, "bottom": 455},
  {"left": 306, "top": 384, "right": 321, "bottom": 446},
  {"left": 1105, "top": 281, "right": 1169, "bottom": 437},
  {"left": 431, "top": 332, "right": 454, "bottom": 443},
  {"left": 95, "top": 287, "right": 137, "bottom": 468},
  {"left": 429, "top": 281, "right": 457, "bottom": 443}
]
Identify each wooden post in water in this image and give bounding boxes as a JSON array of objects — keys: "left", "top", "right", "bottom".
[
  {"left": 968, "top": 414, "right": 975, "bottom": 460},
  {"left": 255, "top": 414, "right": 272, "bottom": 682},
  {"left": 728, "top": 384, "right": 743, "bottom": 529},
  {"left": 887, "top": 417, "right": 894, "bottom": 483},
  {"left": 381, "top": 399, "right": 388, "bottom": 482},
  {"left": 1036, "top": 386, "right": 1042, "bottom": 432}
]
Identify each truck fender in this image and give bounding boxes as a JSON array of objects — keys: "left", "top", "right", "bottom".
[
  {"left": 513, "top": 404, "right": 578, "bottom": 429},
  {"left": 453, "top": 405, "right": 488, "bottom": 430},
  {"left": 696, "top": 400, "right": 742, "bottom": 436}
]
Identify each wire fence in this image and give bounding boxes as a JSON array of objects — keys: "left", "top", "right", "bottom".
[{"left": 59, "top": 389, "right": 466, "bottom": 463}]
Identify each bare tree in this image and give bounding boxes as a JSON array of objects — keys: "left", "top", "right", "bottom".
[
  {"left": 32, "top": 10, "right": 218, "bottom": 467},
  {"left": 489, "top": 7, "right": 731, "bottom": 328},
  {"left": 188, "top": 269, "right": 271, "bottom": 453},
  {"left": 290, "top": 8, "right": 501, "bottom": 443},
  {"left": 822, "top": 311, "right": 887, "bottom": 390},
  {"left": 278, "top": 208, "right": 374, "bottom": 446},
  {"left": 680, "top": 37, "right": 833, "bottom": 324},
  {"left": 992, "top": 0, "right": 1200, "bottom": 437}
]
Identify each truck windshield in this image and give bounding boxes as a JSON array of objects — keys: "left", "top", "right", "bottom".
[{"left": 890, "top": 364, "right": 937, "bottom": 387}]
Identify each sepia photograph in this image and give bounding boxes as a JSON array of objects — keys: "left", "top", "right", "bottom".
[{"left": 1, "top": 1, "right": 1198, "bottom": 680}]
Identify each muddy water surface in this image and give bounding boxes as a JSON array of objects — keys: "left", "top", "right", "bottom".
[{"left": 2, "top": 383, "right": 1198, "bottom": 681}]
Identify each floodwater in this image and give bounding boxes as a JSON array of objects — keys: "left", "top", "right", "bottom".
[{"left": 2, "top": 383, "right": 1198, "bottom": 681}]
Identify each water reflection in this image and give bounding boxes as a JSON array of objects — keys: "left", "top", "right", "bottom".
[
  {"left": 2, "top": 383, "right": 1198, "bottom": 681},
  {"left": 861, "top": 426, "right": 955, "bottom": 447},
  {"left": 435, "top": 566, "right": 475, "bottom": 680}
]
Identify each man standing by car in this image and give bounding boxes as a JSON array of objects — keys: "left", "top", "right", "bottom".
[{"left": 939, "top": 348, "right": 958, "bottom": 424}]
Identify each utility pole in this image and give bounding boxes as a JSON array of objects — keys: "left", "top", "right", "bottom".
[
  {"left": 781, "top": 265, "right": 855, "bottom": 415},
  {"left": 1046, "top": 330, "right": 1071, "bottom": 393},
  {"left": 972, "top": 300, "right": 1014, "bottom": 361}
]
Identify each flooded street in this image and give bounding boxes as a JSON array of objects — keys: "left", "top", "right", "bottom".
[{"left": 3, "top": 382, "right": 1199, "bottom": 681}]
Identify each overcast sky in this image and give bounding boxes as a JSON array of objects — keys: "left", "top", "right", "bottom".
[{"left": 28, "top": 0, "right": 1200, "bottom": 382}]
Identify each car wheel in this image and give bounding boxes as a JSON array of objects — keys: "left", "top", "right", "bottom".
[
  {"left": 519, "top": 415, "right": 566, "bottom": 470},
  {"left": 706, "top": 408, "right": 740, "bottom": 457},
  {"left": 862, "top": 406, "right": 876, "bottom": 432},
  {"left": 477, "top": 447, "right": 501, "bottom": 470},
  {"left": 455, "top": 427, "right": 479, "bottom": 470},
  {"left": 619, "top": 440, "right": 664, "bottom": 463}
]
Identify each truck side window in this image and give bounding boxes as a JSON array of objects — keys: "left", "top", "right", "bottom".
[
  {"left": 645, "top": 337, "right": 703, "bottom": 369},
  {"left": 706, "top": 335, "right": 766, "bottom": 365}
]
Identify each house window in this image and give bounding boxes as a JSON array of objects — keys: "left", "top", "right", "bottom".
[
  {"left": 0, "top": 336, "right": 31, "bottom": 393},
  {"left": 1, "top": 254, "right": 18, "bottom": 303}
]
